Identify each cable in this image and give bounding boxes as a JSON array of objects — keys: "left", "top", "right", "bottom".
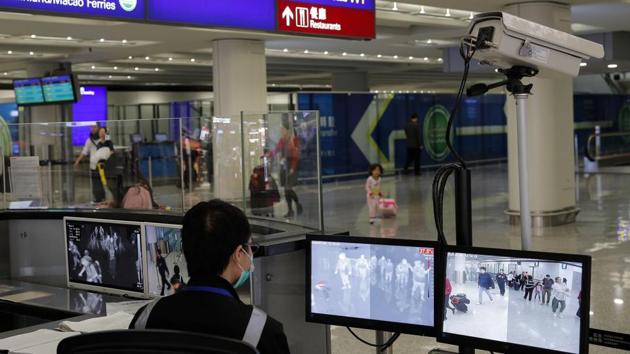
[{"left": 346, "top": 328, "right": 401, "bottom": 351}]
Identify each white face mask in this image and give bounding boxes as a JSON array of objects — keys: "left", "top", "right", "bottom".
[{"left": 480, "top": 270, "right": 486, "bottom": 273}]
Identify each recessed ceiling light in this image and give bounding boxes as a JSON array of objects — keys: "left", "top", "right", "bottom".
[
  {"left": 108, "top": 75, "right": 112, "bottom": 79},
  {"left": 392, "top": 2, "right": 398, "bottom": 11},
  {"left": 304, "top": 49, "right": 309, "bottom": 54},
  {"left": 30, "top": 34, "right": 36, "bottom": 39},
  {"left": 589, "top": 311, "right": 594, "bottom": 316},
  {"left": 7, "top": 50, "right": 12, "bottom": 55},
  {"left": 398, "top": 90, "right": 402, "bottom": 94},
  {"left": 469, "top": 12, "right": 474, "bottom": 20},
  {"left": 377, "top": 54, "right": 382, "bottom": 58},
  {"left": 29, "top": 51, "right": 34, "bottom": 56},
  {"left": 608, "top": 64, "right": 618, "bottom": 69},
  {"left": 168, "top": 57, "right": 173, "bottom": 61},
  {"left": 127, "top": 75, "right": 132, "bottom": 79},
  {"left": 99, "top": 38, "right": 105, "bottom": 42},
  {"left": 128, "top": 56, "right": 133, "bottom": 59},
  {"left": 420, "top": 6, "right": 425, "bottom": 14},
  {"left": 445, "top": 8, "right": 451, "bottom": 17},
  {"left": 413, "top": 90, "right": 417, "bottom": 93},
  {"left": 409, "top": 56, "right": 414, "bottom": 60},
  {"left": 113, "top": 66, "right": 118, "bottom": 70},
  {"left": 342, "top": 52, "right": 347, "bottom": 56},
  {"left": 145, "top": 56, "right": 150, "bottom": 60},
  {"left": 134, "top": 67, "right": 139, "bottom": 71},
  {"left": 614, "top": 298, "right": 624, "bottom": 305},
  {"left": 424, "top": 57, "right": 429, "bottom": 61},
  {"left": 154, "top": 68, "right": 159, "bottom": 72},
  {"left": 360, "top": 53, "right": 365, "bottom": 57},
  {"left": 393, "top": 55, "right": 398, "bottom": 59},
  {"left": 324, "top": 51, "right": 329, "bottom": 55},
  {"left": 190, "top": 58, "right": 196, "bottom": 62},
  {"left": 438, "top": 58, "right": 443, "bottom": 62},
  {"left": 271, "top": 83, "right": 276, "bottom": 87},
  {"left": 91, "top": 65, "right": 96, "bottom": 69},
  {"left": 66, "top": 36, "right": 72, "bottom": 41},
  {"left": 122, "top": 39, "right": 128, "bottom": 44},
  {"left": 283, "top": 48, "right": 288, "bottom": 53},
  {"left": 427, "top": 39, "right": 432, "bottom": 44},
  {"left": 2, "top": 72, "right": 7, "bottom": 76},
  {"left": 420, "top": 90, "right": 424, "bottom": 93},
  {"left": 580, "top": 62, "right": 587, "bottom": 67}
]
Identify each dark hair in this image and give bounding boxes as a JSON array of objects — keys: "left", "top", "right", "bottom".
[
  {"left": 369, "top": 163, "right": 384, "bottom": 176},
  {"left": 410, "top": 113, "right": 419, "bottom": 120},
  {"left": 182, "top": 199, "right": 251, "bottom": 278},
  {"left": 480, "top": 267, "right": 486, "bottom": 271},
  {"left": 173, "top": 265, "right": 180, "bottom": 274}
]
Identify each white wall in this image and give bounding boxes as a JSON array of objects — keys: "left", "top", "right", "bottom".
[
  {"left": 107, "top": 91, "right": 214, "bottom": 106},
  {"left": 0, "top": 90, "right": 15, "bottom": 103}
]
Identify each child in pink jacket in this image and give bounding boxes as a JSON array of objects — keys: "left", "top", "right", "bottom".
[{"left": 366, "top": 164, "right": 384, "bottom": 224}]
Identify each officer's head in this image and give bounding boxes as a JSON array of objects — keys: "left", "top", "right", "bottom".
[{"left": 182, "top": 200, "right": 253, "bottom": 285}]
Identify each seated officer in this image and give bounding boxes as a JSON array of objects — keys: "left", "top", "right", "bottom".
[{"left": 130, "top": 199, "right": 290, "bottom": 354}]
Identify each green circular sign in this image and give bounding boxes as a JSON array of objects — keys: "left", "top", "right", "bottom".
[
  {"left": 423, "top": 105, "right": 453, "bottom": 161},
  {"left": 119, "top": 0, "right": 138, "bottom": 12},
  {"left": 620, "top": 103, "right": 630, "bottom": 144}
]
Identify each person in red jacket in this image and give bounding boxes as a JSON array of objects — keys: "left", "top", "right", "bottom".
[
  {"left": 269, "top": 119, "right": 303, "bottom": 218},
  {"left": 444, "top": 277, "right": 455, "bottom": 320}
]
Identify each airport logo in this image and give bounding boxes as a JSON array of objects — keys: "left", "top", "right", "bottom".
[
  {"left": 423, "top": 105, "right": 453, "bottom": 161},
  {"left": 119, "top": 0, "right": 136, "bottom": 12}
]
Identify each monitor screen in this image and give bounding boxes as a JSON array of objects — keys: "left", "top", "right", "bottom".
[
  {"left": 41, "top": 75, "right": 77, "bottom": 103},
  {"left": 307, "top": 235, "right": 437, "bottom": 335},
  {"left": 145, "top": 223, "right": 188, "bottom": 297},
  {"left": 154, "top": 133, "right": 168, "bottom": 142},
  {"left": 65, "top": 218, "right": 145, "bottom": 296},
  {"left": 13, "top": 78, "right": 44, "bottom": 105},
  {"left": 439, "top": 247, "right": 591, "bottom": 354}
]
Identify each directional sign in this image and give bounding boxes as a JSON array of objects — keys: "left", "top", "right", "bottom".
[
  {"left": 0, "top": 0, "right": 145, "bottom": 20},
  {"left": 277, "top": 0, "right": 375, "bottom": 39}
]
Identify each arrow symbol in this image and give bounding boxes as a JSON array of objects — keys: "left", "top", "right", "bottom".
[{"left": 282, "top": 6, "right": 294, "bottom": 26}]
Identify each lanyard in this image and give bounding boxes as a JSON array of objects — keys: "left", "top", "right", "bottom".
[{"left": 184, "top": 285, "right": 234, "bottom": 299}]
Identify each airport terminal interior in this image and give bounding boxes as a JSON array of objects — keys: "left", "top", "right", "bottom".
[{"left": 0, "top": 0, "right": 629, "bottom": 353}]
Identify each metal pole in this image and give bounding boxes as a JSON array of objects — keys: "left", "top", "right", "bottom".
[
  {"left": 179, "top": 119, "right": 186, "bottom": 212},
  {"left": 515, "top": 93, "right": 532, "bottom": 251},
  {"left": 186, "top": 137, "right": 193, "bottom": 195},
  {"left": 315, "top": 111, "right": 324, "bottom": 231},
  {"left": 375, "top": 331, "right": 393, "bottom": 354},
  {"left": 148, "top": 156, "right": 153, "bottom": 189}
]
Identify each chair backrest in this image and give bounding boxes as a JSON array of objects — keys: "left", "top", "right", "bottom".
[{"left": 57, "top": 329, "right": 259, "bottom": 354}]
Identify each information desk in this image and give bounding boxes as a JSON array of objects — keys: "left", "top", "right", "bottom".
[{"left": 0, "top": 209, "right": 335, "bottom": 354}]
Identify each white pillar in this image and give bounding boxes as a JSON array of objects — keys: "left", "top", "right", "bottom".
[
  {"left": 212, "top": 39, "right": 267, "bottom": 200},
  {"left": 504, "top": 2, "right": 579, "bottom": 227}
]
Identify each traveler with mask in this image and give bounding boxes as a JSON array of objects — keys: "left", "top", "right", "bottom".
[
  {"left": 74, "top": 123, "right": 106, "bottom": 203},
  {"left": 130, "top": 200, "right": 290, "bottom": 354},
  {"left": 496, "top": 270, "right": 507, "bottom": 296},
  {"left": 542, "top": 274, "right": 554, "bottom": 305},
  {"left": 477, "top": 267, "right": 494, "bottom": 305}
]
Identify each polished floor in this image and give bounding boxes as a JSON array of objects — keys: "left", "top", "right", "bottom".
[{"left": 320, "top": 164, "right": 629, "bottom": 354}]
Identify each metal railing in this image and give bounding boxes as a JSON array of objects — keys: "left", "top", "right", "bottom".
[{"left": 585, "top": 131, "right": 630, "bottom": 162}]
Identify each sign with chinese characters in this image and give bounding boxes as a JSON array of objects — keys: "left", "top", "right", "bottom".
[
  {"left": 147, "top": 0, "right": 276, "bottom": 31},
  {"left": 277, "top": 0, "right": 375, "bottom": 39},
  {"left": 0, "top": 0, "right": 145, "bottom": 19}
]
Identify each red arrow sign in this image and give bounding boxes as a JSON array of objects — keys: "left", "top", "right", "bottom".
[{"left": 277, "top": 0, "right": 375, "bottom": 39}]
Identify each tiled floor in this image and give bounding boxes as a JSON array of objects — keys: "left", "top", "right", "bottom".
[{"left": 320, "top": 164, "right": 630, "bottom": 353}]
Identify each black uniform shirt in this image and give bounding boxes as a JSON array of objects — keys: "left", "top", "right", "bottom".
[{"left": 129, "top": 275, "right": 290, "bottom": 354}]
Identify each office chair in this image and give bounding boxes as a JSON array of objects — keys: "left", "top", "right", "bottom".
[{"left": 57, "top": 329, "right": 259, "bottom": 354}]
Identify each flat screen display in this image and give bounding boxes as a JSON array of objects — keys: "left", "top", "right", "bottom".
[
  {"left": 307, "top": 235, "right": 437, "bottom": 335},
  {"left": 65, "top": 218, "right": 145, "bottom": 296},
  {"left": 145, "top": 223, "right": 188, "bottom": 297},
  {"left": 439, "top": 247, "right": 591, "bottom": 354},
  {"left": 13, "top": 78, "right": 44, "bottom": 105},
  {"left": 41, "top": 75, "right": 77, "bottom": 103}
]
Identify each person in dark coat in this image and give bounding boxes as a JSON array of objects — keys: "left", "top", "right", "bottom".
[
  {"left": 496, "top": 270, "right": 507, "bottom": 296},
  {"left": 542, "top": 274, "right": 554, "bottom": 305},
  {"left": 403, "top": 113, "right": 422, "bottom": 175},
  {"left": 478, "top": 267, "right": 494, "bottom": 304}
]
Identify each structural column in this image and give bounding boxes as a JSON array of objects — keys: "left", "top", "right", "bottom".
[
  {"left": 212, "top": 39, "right": 267, "bottom": 200},
  {"left": 504, "top": 2, "right": 579, "bottom": 226}
]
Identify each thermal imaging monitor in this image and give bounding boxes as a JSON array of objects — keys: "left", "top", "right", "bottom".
[
  {"left": 64, "top": 217, "right": 146, "bottom": 297},
  {"left": 144, "top": 223, "right": 188, "bottom": 297},
  {"left": 438, "top": 246, "right": 591, "bottom": 354},
  {"left": 306, "top": 235, "right": 438, "bottom": 335}
]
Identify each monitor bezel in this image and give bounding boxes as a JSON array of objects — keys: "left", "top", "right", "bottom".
[
  {"left": 306, "top": 234, "right": 440, "bottom": 336},
  {"left": 64, "top": 217, "right": 149, "bottom": 298},
  {"left": 143, "top": 222, "right": 185, "bottom": 298},
  {"left": 435, "top": 245, "right": 591, "bottom": 354},
  {"left": 13, "top": 77, "right": 45, "bottom": 106}
]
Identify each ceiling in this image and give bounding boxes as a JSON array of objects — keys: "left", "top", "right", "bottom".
[{"left": 0, "top": 0, "right": 628, "bottom": 92}]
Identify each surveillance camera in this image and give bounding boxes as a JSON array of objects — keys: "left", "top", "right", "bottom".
[{"left": 468, "top": 12, "right": 604, "bottom": 77}]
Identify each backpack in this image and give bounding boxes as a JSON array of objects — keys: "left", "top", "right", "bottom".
[{"left": 122, "top": 185, "right": 153, "bottom": 209}]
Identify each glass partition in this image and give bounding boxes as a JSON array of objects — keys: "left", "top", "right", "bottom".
[{"left": 241, "top": 111, "right": 323, "bottom": 230}]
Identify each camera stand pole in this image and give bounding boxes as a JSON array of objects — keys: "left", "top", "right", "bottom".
[
  {"left": 514, "top": 93, "right": 532, "bottom": 251},
  {"left": 375, "top": 331, "right": 393, "bottom": 354},
  {"left": 455, "top": 168, "right": 474, "bottom": 354}
]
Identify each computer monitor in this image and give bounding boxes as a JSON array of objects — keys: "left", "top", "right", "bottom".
[
  {"left": 64, "top": 217, "right": 146, "bottom": 297},
  {"left": 13, "top": 78, "right": 44, "bottom": 106},
  {"left": 306, "top": 235, "right": 438, "bottom": 335},
  {"left": 437, "top": 246, "right": 591, "bottom": 354},
  {"left": 41, "top": 74, "right": 78, "bottom": 104},
  {"left": 144, "top": 223, "right": 188, "bottom": 297},
  {"left": 154, "top": 133, "right": 168, "bottom": 142}
]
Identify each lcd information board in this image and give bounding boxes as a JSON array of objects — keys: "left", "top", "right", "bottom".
[
  {"left": 42, "top": 75, "right": 77, "bottom": 103},
  {"left": 13, "top": 78, "right": 45, "bottom": 106}
]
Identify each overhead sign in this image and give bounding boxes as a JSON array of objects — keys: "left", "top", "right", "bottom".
[
  {"left": 0, "top": 0, "right": 145, "bottom": 19},
  {"left": 277, "top": 0, "right": 375, "bottom": 39},
  {"left": 147, "top": 0, "right": 275, "bottom": 31}
]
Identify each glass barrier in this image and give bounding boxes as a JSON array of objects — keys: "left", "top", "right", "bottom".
[{"left": 240, "top": 111, "right": 323, "bottom": 230}]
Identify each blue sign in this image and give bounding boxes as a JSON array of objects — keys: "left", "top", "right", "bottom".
[
  {"left": 148, "top": 0, "right": 275, "bottom": 30},
  {"left": 72, "top": 86, "right": 107, "bottom": 146},
  {"left": 0, "top": 0, "right": 145, "bottom": 19},
  {"left": 288, "top": 0, "right": 375, "bottom": 10}
]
